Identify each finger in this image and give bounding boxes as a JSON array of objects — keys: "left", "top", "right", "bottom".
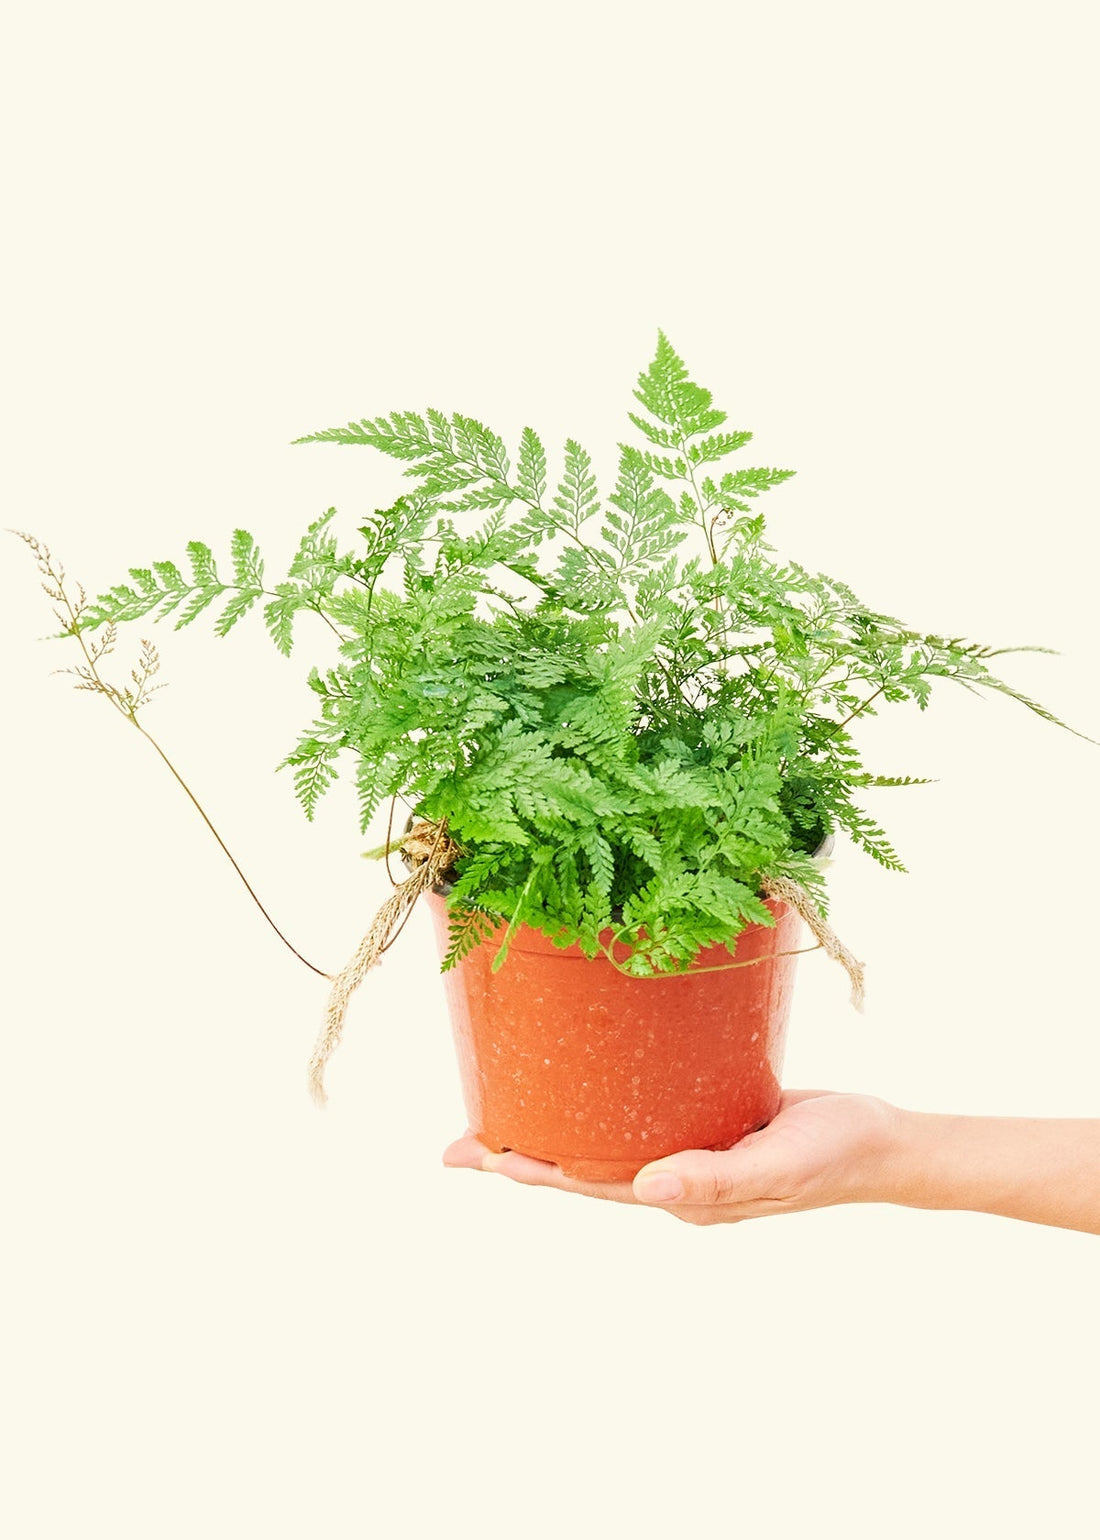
[
  {"left": 442, "top": 1134, "right": 561, "bottom": 1179},
  {"left": 442, "top": 1132, "right": 571, "bottom": 1185},
  {"left": 482, "top": 1152, "right": 638, "bottom": 1203},
  {"left": 777, "top": 1088, "right": 835, "bottom": 1110},
  {"left": 441, "top": 1132, "right": 485, "bottom": 1169},
  {"left": 443, "top": 1134, "right": 637, "bottom": 1202},
  {"left": 633, "top": 1143, "right": 791, "bottom": 1208}
]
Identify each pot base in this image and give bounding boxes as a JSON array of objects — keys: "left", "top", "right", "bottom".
[{"left": 475, "top": 1115, "right": 774, "bottom": 1184}]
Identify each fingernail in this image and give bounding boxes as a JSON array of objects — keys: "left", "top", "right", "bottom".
[{"left": 636, "top": 1172, "right": 683, "bottom": 1203}]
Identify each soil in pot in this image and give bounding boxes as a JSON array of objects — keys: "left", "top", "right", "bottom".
[{"left": 426, "top": 890, "right": 804, "bottom": 1182}]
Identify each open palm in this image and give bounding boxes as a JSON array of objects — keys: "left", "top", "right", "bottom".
[{"left": 442, "top": 1089, "right": 900, "bottom": 1225}]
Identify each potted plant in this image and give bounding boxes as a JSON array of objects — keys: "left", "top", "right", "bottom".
[{"left": 17, "top": 334, "right": 1086, "bottom": 1180}]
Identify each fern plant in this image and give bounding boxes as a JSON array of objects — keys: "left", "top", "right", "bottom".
[{"left": 62, "top": 334, "right": 1086, "bottom": 977}]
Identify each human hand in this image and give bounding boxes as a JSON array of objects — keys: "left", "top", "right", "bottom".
[{"left": 442, "top": 1090, "right": 902, "bottom": 1225}]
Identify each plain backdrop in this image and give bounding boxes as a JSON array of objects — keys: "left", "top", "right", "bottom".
[{"left": 2, "top": 3, "right": 1098, "bottom": 1537}]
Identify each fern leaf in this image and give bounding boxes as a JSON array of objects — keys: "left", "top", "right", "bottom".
[
  {"left": 355, "top": 753, "right": 395, "bottom": 833},
  {"left": 851, "top": 773, "right": 937, "bottom": 788},
  {"left": 550, "top": 439, "right": 600, "bottom": 533},
  {"left": 230, "top": 528, "right": 265, "bottom": 590},
  {"left": 976, "top": 674, "right": 1099, "bottom": 745},
  {"left": 86, "top": 582, "right": 159, "bottom": 625},
  {"left": 626, "top": 413, "right": 682, "bottom": 450},
  {"left": 635, "top": 449, "right": 688, "bottom": 480},
  {"left": 490, "top": 865, "right": 543, "bottom": 973},
  {"left": 580, "top": 830, "right": 614, "bottom": 899},
  {"left": 185, "top": 541, "right": 220, "bottom": 587},
  {"left": 831, "top": 800, "right": 907, "bottom": 871},
  {"left": 292, "top": 413, "right": 433, "bottom": 458},
  {"left": 713, "top": 467, "right": 796, "bottom": 514},
  {"left": 296, "top": 750, "right": 339, "bottom": 819},
  {"left": 601, "top": 447, "right": 684, "bottom": 578},
  {"left": 151, "top": 561, "right": 189, "bottom": 616},
  {"left": 632, "top": 331, "right": 727, "bottom": 441},
  {"left": 263, "top": 584, "right": 304, "bottom": 656},
  {"left": 623, "top": 825, "right": 663, "bottom": 871},
  {"left": 441, "top": 901, "right": 499, "bottom": 970},
  {"left": 176, "top": 584, "right": 225, "bottom": 629},
  {"left": 452, "top": 414, "right": 510, "bottom": 481},
  {"left": 686, "top": 431, "right": 753, "bottom": 466},
  {"left": 277, "top": 736, "right": 340, "bottom": 819},
  {"left": 214, "top": 588, "right": 264, "bottom": 637},
  {"left": 516, "top": 426, "right": 548, "bottom": 508},
  {"left": 425, "top": 408, "right": 454, "bottom": 450}
]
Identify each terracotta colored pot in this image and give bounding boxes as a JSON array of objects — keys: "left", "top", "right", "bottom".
[{"left": 426, "top": 890, "right": 806, "bottom": 1182}]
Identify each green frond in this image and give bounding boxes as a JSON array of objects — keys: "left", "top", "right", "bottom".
[
  {"left": 626, "top": 412, "right": 682, "bottom": 451},
  {"left": 632, "top": 331, "right": 727, "bottom": 442},
  {"left": 185, "top": 541, "right": 219, "bottom": 588},
  {"left": 230, "top": 528, "right": 264, "bottom": 590},
  {"left": 42, "top": 332, "right": 1091, "bottom": 982},
  {"left": 214, "top": 588, "right": 263, "bottom": 637},
  {"left": 686, "top": 431, "right": 753, "bottom": 466},
  {"left": 830, "top": 801, "right": 907, "bottom": 871},
  {"left": 151, "top": 561, "right": 188, "bottom": 615},
  {"left": 263, "top": 584, "right": 305, "bottom": 656},
  {"left": 601, "top": 448, "right": 685, "bottom": 580},
  {"left": 977, "top": 674, "right": 1099, "bottom": 745},
  {"left": 515, "top": 427, "right": 548, "bottom": 509},
  {"left": 292, "top": 413, "right": 432, "bottom": 457},
  {"left": 713, "top": 466, "right": 796, "bottom": 514},
  {"left": 580, "top": 830, "right": 614, "bottom": 899},
  {"left": 453, "top": 414, "right": 510, "bottom": 482},
  {"left": 441, "top": 901, "right": 499, "bottom": 971},
  {"left": 278, "top": 736, "right": 340, "bottom": 819},
  {"left": 851, "top": 773, "right": 937, "bottom": 788},
  {"left": 549, "top": 439, "right": 600, "bottom": 534}
]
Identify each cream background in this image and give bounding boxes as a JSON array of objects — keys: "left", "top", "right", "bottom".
[{"left": 2, "top": 3, "right": 1098, "bottom": 1536}]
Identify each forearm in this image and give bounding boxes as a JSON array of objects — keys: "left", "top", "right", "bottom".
[{"left": 870, "top": 1109, "right": 1100, "bottom": 1235}]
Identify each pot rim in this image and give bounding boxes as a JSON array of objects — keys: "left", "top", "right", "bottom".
[{"left": 412, "top": 819, "right": 835, "bottom": 899}]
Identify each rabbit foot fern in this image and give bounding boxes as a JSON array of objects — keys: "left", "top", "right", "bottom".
[{"left": 16, "top": 334, "right": 1094, "bottom": 1090}]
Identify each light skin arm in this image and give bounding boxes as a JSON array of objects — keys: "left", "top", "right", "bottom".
[{"left": 442, "top": 1090, "right": 1100, "bottom": 1235}]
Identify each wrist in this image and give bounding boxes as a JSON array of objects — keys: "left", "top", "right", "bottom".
[
  {"left": 861, "top": 1107, "right": 944, "bottom": 1209},
  {"left": 864, "top": 1107, "right": 1017, "bottom": 1216},
  {"left": 848, "top": 1103, "right": 959, "bottom": 1210}
]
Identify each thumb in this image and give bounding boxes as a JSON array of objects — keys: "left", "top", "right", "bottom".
[{"left": 633, "top": 1137, "right": 779, "bottom": 1207}]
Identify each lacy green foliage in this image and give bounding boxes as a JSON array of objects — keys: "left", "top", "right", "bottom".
[
  {"left": 74, "top": 334, "right": 1086, "bottom": 975},
  {"left": 79, "top": 513, "right": 349, "bottom": 656}
]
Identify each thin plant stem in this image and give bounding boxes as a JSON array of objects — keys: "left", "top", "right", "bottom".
[
  {"left": 18, "top": 531, "right": 333, "bottom": 981},
  {"left": 825, "top": 683, "right": 887, "bottom": 740},
  {"left": 131, "top": 719, "right": 333, "bottom": 979}
]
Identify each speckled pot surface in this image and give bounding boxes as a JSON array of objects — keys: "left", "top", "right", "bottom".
[{"left": 426, "top": 891, "right": 804, "bottom": 1182}]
